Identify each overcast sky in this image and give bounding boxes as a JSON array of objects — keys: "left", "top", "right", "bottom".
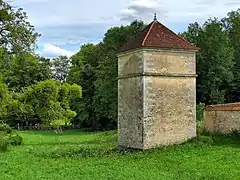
[{"left": 12, "top": 0, "right": 240, "bottom": 58}]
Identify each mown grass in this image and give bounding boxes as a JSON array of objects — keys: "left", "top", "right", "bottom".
[{"left": 1, "top": 130, "right": 240, "bottom": 180}]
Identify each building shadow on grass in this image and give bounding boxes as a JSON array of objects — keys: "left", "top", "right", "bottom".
[
  {"left": 31, "top": 137, "right": 125, "bottom": 159},
  {"left": 29, "top": 134, "right": 142, "bottom": 159},
  {"left": 29, "top": 131, "right": 240, "bottom": 159},
  {"left": 25, "top": 135, "right": 117, "bottom": 146}
]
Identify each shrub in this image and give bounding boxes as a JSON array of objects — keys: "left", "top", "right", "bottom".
[
  {"left": 8, "top": 134, "right": 23, "bottom": 146},
  {"left": 0, "top": 122, "right": 12, "bottom": 134},
  {"left": 0, "top": 136, "right": 9, "bottom": 152},
  {"left": 22, "top": 80, "right": 82, "bottom": 128},
  {"left": 0, "top": 80, "right": 9, "bottom": 120},
  {"left": 0, "top": 122, "right": 23, "bottom": 151}
]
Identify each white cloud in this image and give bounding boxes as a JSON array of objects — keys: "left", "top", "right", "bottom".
[
  {"left": 13, "top": 0, "right": 128, "bottom": 27},
  {"left": 14, "top": 0, "right": 240, "bottom": 28},
  {"left": 40, "top": 44, "right": 75, "bottom": 58},
  {"left": 120, "top": 0, "right": 240, "bottom": 24},
  {"left": 11, "top": 0, "right": 240, "bottom": 58}
]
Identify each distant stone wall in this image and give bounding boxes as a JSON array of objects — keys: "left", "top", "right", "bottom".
[
  {"left": 203, "top": 103, "right": 240, "bottom": 133},
  {"left": 118, "top": 48, "right": 197, "bottom": 150}
]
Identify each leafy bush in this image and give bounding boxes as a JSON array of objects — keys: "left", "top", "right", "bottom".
[
  {"left": 1, "top": 79, "right": 82, "bottom": 129},
  {"left": 0, "top": 122, "right": 12, "bottom": 134},
  {"left": 22, "top": 80, "right": 81, "bottom": 128},
  {"left": 0, "top": 80, "right": 9, "bottom": 119},
  {"left": 8, "top": 134, "right": 23, "bottom": 146},
  {"left": 0, "top": 136, "right": 9, "bottom": 152},
  {"left": 0, "top": 122, "right": 23, "bottom": 151}
]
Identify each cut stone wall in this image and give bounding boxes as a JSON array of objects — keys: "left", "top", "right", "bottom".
[
  {"left": 117, "top": 48, "right": 197, "bottom": 150},
  {"left": 143, "top": 76, "right": 196, "bottom": 149},
  {"left": 118, "top": 49, "right": 143, "bottom": 77},
  {"left": 143, "top": 49, "right": 196, "bottom": 75},
  {"left": 143, "top": 49, "right": 196, "bottom": 149},
  {"left": 203, "top": 103, "right": 240, "bottom": 133},
  {"left": 118, "top": 77, "right": 143, "bottom": 149},
  {"left": 118, "top": 50, "right": 144, "bottom": 149}
]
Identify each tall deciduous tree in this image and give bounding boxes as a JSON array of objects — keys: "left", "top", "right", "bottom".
[
  {"left": 183, "top": 18, "right": 235, "bottom": 104},
  {"left": 222, "top": 9, "right": 240, "bottom": 102},
  {"left": 0, "top": 1, "right": 47, "bottom": 92},
  {"left": 67, "top": 44, "right": 99, "bottom": 128},
  {"left": 52, "top": 55, "right": 71, "bottom": 83},
  {"left": 22, "top": 80, "right": 82, "bottom": 129},
  {"left": 0, "top": 78, "right": 8, "bottom": 119},
  {"left": 0, "top": 0, "right": 40, "bottom": 53},
  {"left": 3, "top": 53, "right": 52, "bottom": 92},
  {"left": 180, "top": 22, "right": 202, "bottom": 47}
]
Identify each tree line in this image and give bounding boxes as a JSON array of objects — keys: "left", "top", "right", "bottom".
[
  {"left": 0, "top": 0, "right": 240, "bottom": 130},
  {"left": 0, "top": 1, "right": 82, "bottom": 130}
]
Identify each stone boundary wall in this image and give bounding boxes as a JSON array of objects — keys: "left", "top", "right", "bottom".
[{"left": 203, "top": 102, "right": 240, "bottom": 133}]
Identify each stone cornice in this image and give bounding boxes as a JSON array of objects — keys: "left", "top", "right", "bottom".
[
  {"left": 117, "top": 47, "right": 198, "bottom": 57},
  {"left": 117, "top": 72, "right": 198, "bottom": 80}
]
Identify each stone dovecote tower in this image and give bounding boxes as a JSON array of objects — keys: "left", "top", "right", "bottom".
[{"left": 117, "top": 16, "right": 200, "bottom": 150}]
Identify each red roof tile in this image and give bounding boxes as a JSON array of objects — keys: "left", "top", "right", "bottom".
[
  {"left": 205, "top": 102, "right": 240, "bottom": 111},
  {"left": 119, "top": 20, "right": 200, "bottom": 53}
]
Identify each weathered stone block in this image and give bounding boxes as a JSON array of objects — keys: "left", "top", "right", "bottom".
[{"left": 118, "top": 77, "right": 144, "bottom": 149}]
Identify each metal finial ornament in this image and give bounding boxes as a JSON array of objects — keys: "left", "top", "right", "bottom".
[{"left": 154, "top": 13, "right": 157, "bottom": 21}]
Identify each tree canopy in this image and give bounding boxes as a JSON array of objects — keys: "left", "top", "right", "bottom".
[{"left": 0, "top": 0, "right": 40, "bottom": 53}]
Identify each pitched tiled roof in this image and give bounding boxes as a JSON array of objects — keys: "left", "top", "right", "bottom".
[
  {"left": 205, "top": 102, "right": 240, "bottom": 111},
  {"left": 119, "top": 20, "right": 200, "bottom": 53}
]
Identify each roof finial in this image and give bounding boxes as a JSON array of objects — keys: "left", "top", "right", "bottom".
[{"left": 153, "top": 13, "right": 157, "bottom": 21}]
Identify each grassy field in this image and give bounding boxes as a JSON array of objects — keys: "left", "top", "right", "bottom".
[{"left": 1, "top": 130, "right": 240, "bottom": 180}]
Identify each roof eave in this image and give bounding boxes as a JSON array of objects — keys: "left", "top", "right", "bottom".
[{"left": 117, "top": 46, "right": 199, "bottom": 57}]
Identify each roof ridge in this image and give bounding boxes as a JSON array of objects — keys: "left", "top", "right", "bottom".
[{"left": 142, "top": 21, "right": 155, "bottom": 46}]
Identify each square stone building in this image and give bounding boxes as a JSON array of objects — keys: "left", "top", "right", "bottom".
[{"left": 117, "top": 17, "right": 200, "bottom": 150}]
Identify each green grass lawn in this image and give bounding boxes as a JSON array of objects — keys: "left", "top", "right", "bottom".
[{"left": 1, "top": 130, "right": 240, "bottom": 180}]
